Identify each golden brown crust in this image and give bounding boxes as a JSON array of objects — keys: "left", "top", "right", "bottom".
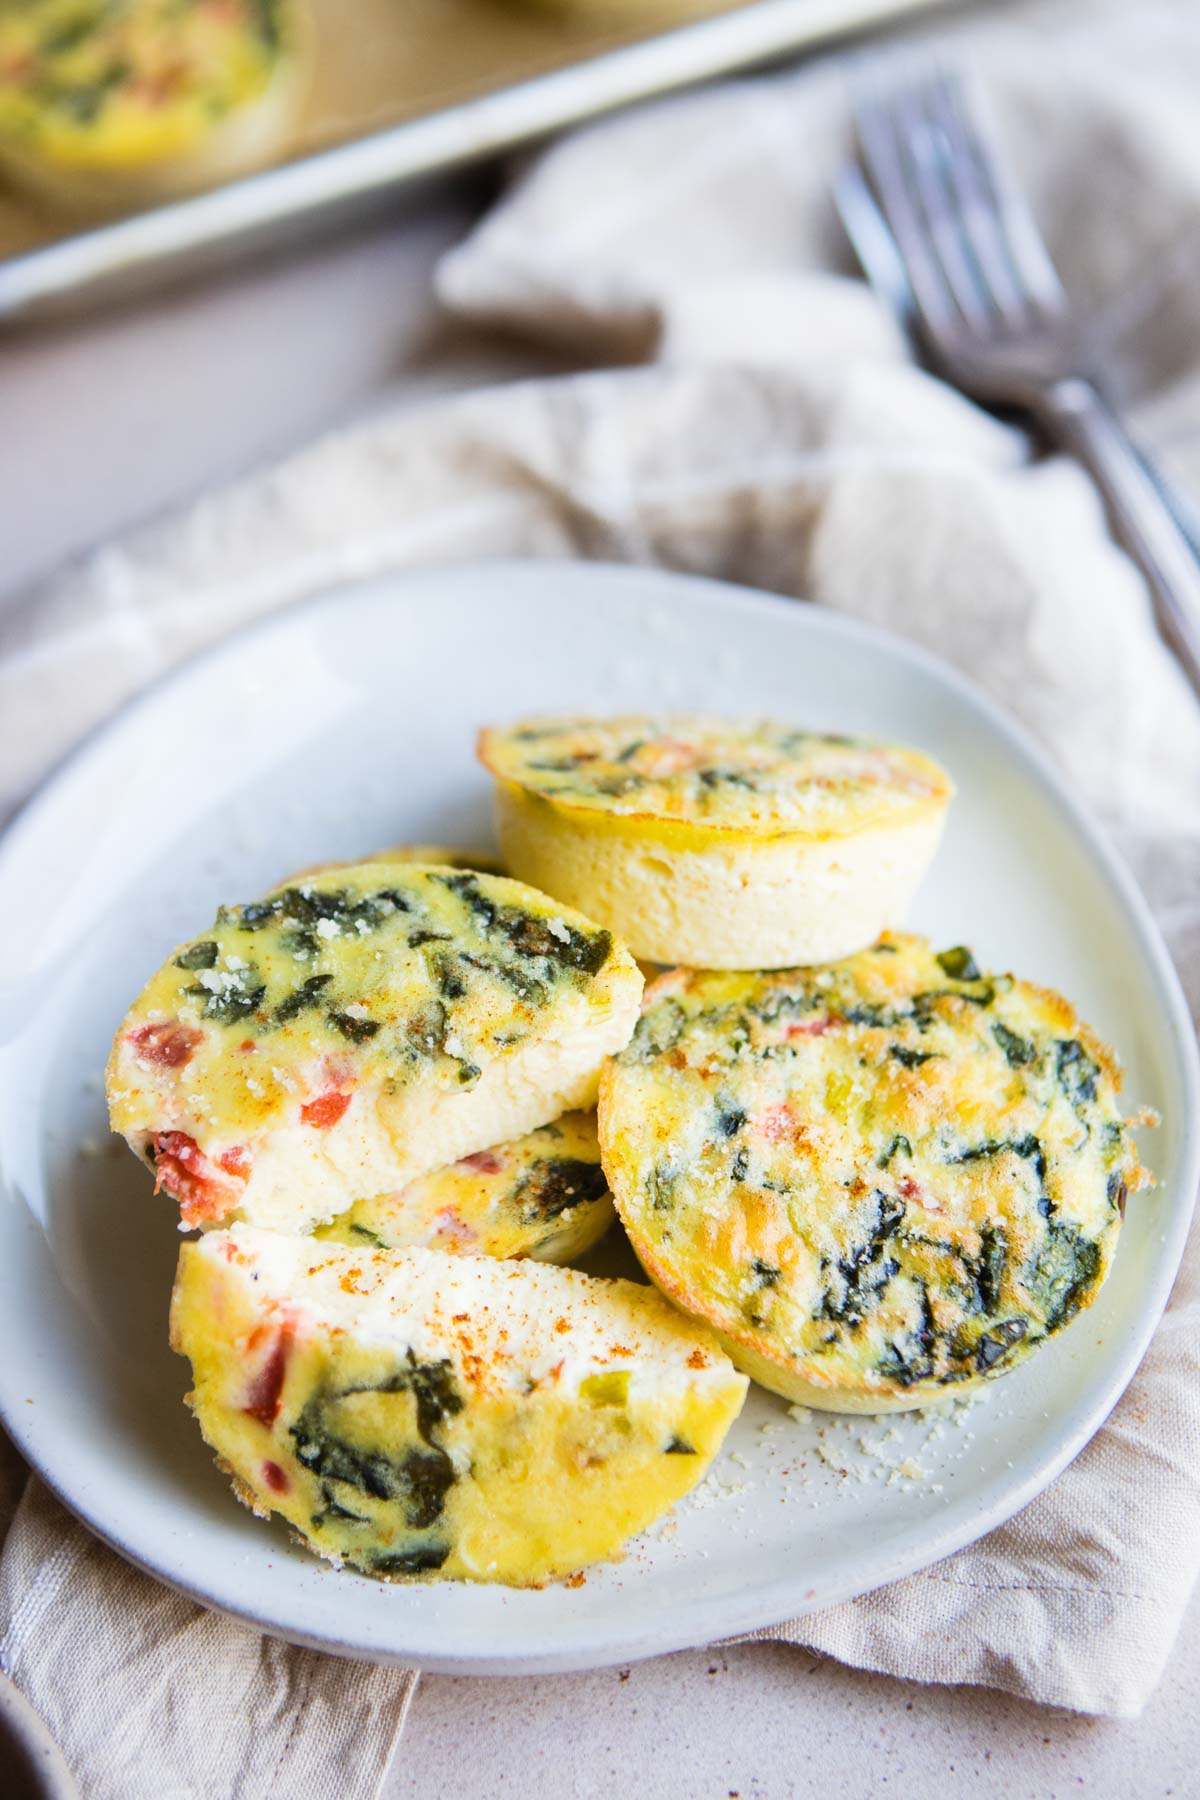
[{"left": 600, "top": 934, "right": 1151, "bottom": 1411}]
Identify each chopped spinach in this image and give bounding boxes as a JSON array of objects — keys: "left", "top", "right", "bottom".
[
  {"left": 432, "top": 952, "right": 468, "bottom": 1001},
  {"left": 250, "top": 0, "right": 284, "bottom": 51},
  {"left": 936, "top": 946, "right": 981, "bottom": 981},
  {"left": 973, "top": 1318, "right": 1028, "bottom": 1371},
  {"left": 877, "top": 1135, "right": 912, "bottom": 1169},
  {"left": 820, "top": 1191, "right": 905, "bottom": 1327},
  {"left": 52, "top": 63, "right": 127, "bottom": 124},
  {"left": 1026, "top": 1222, "right": 1102, "bottom": 1332},
  {"left": 330, "top": 1011, "right": 382, "bottom": 1044},
  {"left": 185, "top": 972, "right": 265, "bottom": 1024},
  {"left": 343, "top": 1355, "right": 461, "bottom": 1439},
  {"left": 698, "top": 767, "right": 755, "bottom": 791},
  {"left": 912, "top": 986, "right": 994, "bottom": 1026},
  {"left": 952, "top": 1134, "right": 1046, "bottom": 1185},
  {"left": 42, "top": 16, "right": 96, "bottom": 54},
  {"left": 748, "top": 988, "right": 822, "bottom": 1027},
  {"left": 731, "top": 1148, "right": 750, "bottom": 1183},
  {"left": 625, "top": 1001, "right": 685, "bottom": 1063},
  {"left": 460, "top": 949, "right": 548, "bottom": 1008},
  {"left": 274, "top": 973, "right": 333, "bottom": 1023},
  {"left": 890, "top": 1045, "right": 939, "bottom": 1068},
  {"left": 372, "top": 1544, "right": 451, "bottom": 1576},
  {"left": 844, "top": 1002, "right": 895, "bottom": 1028},
  {"left": 279, "top": 926, "right": 318, "bottom": 959},
  {"left": 404, "top": 1001, "right": 448, "bottom": 1060},
  {"left": 664, "top": 1436, "right": 697, "bottom": 1455},
  {"left": 589, "top": 773, "right": 644, "bottom": 797},
  {"left": 311, "top": 1483, "right": 369, "bottom": 1528},
  {"left": 348, "top": 1223, "right": 386, "bottom": 1248},
  {"left": 876, "top": 1342, "right": 926, "bottom": 1388},
  {"left": 1056, "top": 1038, "right": 1100, "bottom": 1115},
  {"left": 646, "top": 1164, "right": 679, "bottom": 1212},
  {"left": 175, "top": 941, "right": 218, "bottom": 971},
  {"left": 516, "top": 1157, "right": 608, "bottom": 1221},
  {"left": 434, "top": 872, "right": 611, "bottom": 976},
  {"left": 993, "top": 1021, "right": 1036, "bottom": 1067},
  {"left": 292, "top": 1428, "right": 454, "bottom": 1527},
  {"left": 973, "top": 1223, "right": 1008, "bottom": 1312},
  {"left": 235, "top": 884, "right": 406, "bottom": 937},
  {"left": 715, "top": 1098, "right": 747, "bottom": 1138},
  {"left": 876, "top": 1287, "right": 938, "bottom": 1388},
  {"left": 290, "top": 1352, "right": 464, "bottom": 1534}
]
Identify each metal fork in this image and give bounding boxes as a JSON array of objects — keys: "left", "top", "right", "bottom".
[{"left": 844, "top": 64, "right": 1200, "bottom": 692}]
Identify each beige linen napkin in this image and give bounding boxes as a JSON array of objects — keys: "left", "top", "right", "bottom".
[{"left": 5, "top": 0, "right": 1200, "bottom": 1788}]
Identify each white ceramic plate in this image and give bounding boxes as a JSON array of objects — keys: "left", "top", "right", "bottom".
[{"left": 0, "top": 561, "right": 1194, "bottom": 1675}]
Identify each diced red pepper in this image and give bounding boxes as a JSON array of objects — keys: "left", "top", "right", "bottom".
[
  {"left": 460, "top": 1150, "right": 503, "bottom": 1174},
  {"left": 152, "top": 1130, "right": 248, "bottom": 1226},
  {"left": 262, "top": 1460, "right": 289, "bottom": 1495},
  {"left": 301, "top": 1089, "right": 352, "bottom": 1130},
  {"left": 757, "top": 1103, "right": 796, "bottom": 1143},
  {"left": 243, "top": 1321, "right": 295, "bottom": 1427},
  {"left": 128, "top": 1021, "right": 204, "bottom": 1069},
  {"left": 785, "top": 1014, "right": 840, "bottom": 1039}
]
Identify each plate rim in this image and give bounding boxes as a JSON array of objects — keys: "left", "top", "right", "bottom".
[{"left": 0, "top": 556, "right": 1196, "bottom": 1675}]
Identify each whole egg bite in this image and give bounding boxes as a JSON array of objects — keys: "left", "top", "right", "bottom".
[
  {"left": 599, "top": 935, "right": 1152, "bottom": 1413},
  {"left": 0, "top": 0, "right": 310, "bottom": 215},
  {"left": 317, "top": 1109, "right": 614, "bottom": 1264},
  {"left": 171, "top": 1225, "right": 748, "bottom": 1585},
  {"left": 107, "top": 862, "right": 642, "bottom": 1236},
  {"left": 478, "top": 715, "right": 952, "bottom": 968}
]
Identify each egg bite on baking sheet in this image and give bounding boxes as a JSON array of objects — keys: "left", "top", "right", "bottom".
[
  {"left": 0, "top": 0, "right": 310, "bottom": 215},
  {"left": 599, "top": 935, "right": 1152, "bottom": 1413},
  {"left": 478, "top": 715, "right": 952, "bottom": 969},
  {"left": 317, "top": 1109, "right": 614, "bottom": 1264},
  {"left": 107, "top": 862, "right": 642, "bottom": 1236},
  {"left": 171, "top": 1225, "right": 748, "bottom": 1585}
]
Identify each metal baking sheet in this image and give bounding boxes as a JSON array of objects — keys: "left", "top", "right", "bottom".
[{"left": 0, "top": 0, "right": 957, "bottom": 324}]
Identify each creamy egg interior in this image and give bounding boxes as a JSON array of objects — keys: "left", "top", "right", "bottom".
[{"left": 172, "top": 1226, "right": 748, "bottom": 1584}]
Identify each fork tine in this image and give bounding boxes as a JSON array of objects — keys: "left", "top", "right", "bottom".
[
  {"left": 885, "top": 75, "right": 994, "bottom": 334},
  {"left": 934, "top": 69, "right": 1067, "bottom": 324},
  {"left": 853, "top": 82, "right": 961, "bottom": 343}
]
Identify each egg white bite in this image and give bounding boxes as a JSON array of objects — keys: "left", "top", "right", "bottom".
[
  {"left": 107, "top": 863, "right": 642, "bottom": 1236},
  {"left": 317, "top": 1109, "right": 614, "bottom": 1264},
  {"left": 599, "top": 935, "right": 1152, "bottom": 1413},
  {"left": 479, "top": 715, "right": 952, "bottom": 969},
  {"left": 171, "top": 1225, "right": 748, "bottom": 1584},
  {"left": 0, "top": 0, "right": 310, "bottom": 215}
]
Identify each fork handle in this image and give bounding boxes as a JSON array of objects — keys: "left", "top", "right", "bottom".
[{"left": 1039, "top": 377, "right": 1200, "bottom": 693}]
